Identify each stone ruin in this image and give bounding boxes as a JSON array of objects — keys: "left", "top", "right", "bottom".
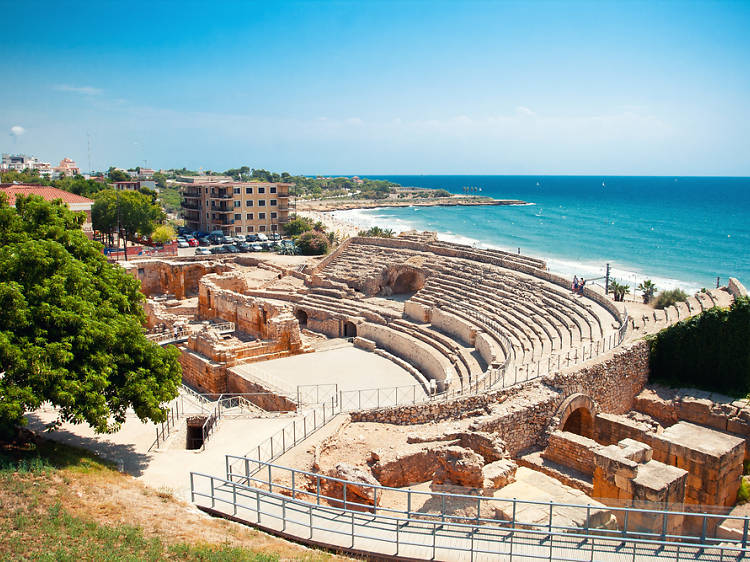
[{"left": 122, "top": 233, "right": 748, "bottom": 539}]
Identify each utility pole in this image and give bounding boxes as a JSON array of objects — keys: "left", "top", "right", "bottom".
[{"left": 605, "top": 263, "right": 611, "bottom": 295}]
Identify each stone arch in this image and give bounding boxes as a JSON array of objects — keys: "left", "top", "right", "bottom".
[
  {"left": 553, "top": 393, "right": 597, "bottom": 439},
  {"left": 392, "top": 269, "right": 424, "bottom": 294},
  {"left": 295, "top": 309, "right": 308, "bottom": 328},
  {"left": 343, "top": 320, "right": 357, "bottom": 338}
]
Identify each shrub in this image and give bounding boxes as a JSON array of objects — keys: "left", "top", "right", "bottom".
[
  {"left": 358, "top": 226, "right": 394, "bottom": 238},
  {"left": 649, "top": 296, "right": 750, "bottom": 396},
  {"left": 654, "top": 288, "right": 688, "bottom": 309},
  {"left": 282, "top": 215, "right": 315, "bottom": 237},
  {"left": 296, "top": 230, "right": 329, "bottom": 255},
  {"left": 738, "top": 477, "right": 750, "bottom": 503},
  {"left": 151, "top": 224, "right": 176, "bottom": 245}
]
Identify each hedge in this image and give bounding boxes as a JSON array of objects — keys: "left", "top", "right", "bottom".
[{"left": 649, "top": 296, "right": 750, "bottom": 396}]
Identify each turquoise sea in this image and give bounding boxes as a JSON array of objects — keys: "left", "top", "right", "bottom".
[{"left": 334, "top": 176, "right": 750, "bottom": 293}]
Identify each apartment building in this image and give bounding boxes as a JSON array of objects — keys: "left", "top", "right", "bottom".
[{"left": 181, "top": 182, "right": 291, "bottom": 235}]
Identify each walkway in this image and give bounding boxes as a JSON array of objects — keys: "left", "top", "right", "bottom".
[{"left": 191, "top": 473, "right": 747, "bottom": 561}]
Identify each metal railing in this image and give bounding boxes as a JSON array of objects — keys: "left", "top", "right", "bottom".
[
  {"left": 149, "top": 398, "right": 183, "bottom": 451},
  {"left": 191, "top": 459, "right": 750, "bottom": 561}
]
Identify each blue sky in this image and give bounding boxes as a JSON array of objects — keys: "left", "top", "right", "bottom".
[{"left": 2, "top": 0, "right": 749, "bottom": 175}]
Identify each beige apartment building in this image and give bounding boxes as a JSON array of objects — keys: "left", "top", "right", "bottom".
[{"left": 181, "top": 182, "right": 291, "bottom": 235}]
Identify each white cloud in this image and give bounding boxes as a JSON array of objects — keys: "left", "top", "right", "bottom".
[
  {"left": 10, "top": 125, "right": 25, "bottom": 136},
  {"left": 345, "top": 117, "right": 363, "bottom": 125},
  {"left": 516, "top": 106, "right": 536, "bottom": 117},
  {"left": 54, "top": 84, "right": 103, "bottom": 95}
]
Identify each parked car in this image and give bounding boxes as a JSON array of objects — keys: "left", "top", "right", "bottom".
[
  {"left": 195, "top": 247, "right": 212, "bottom": 255},
  {"left": 269, "top": 232, "right": 281, "bottom": 241},
  {"left": 187, "top": 238, "right": 199, "bottom": 247},
  {"left": 235, "top": 242, "right": 251, "bottom": 252},
  {"left": 257, "top": 233, "right": 269, "bottom": 242},
  {"left": 208, "top": 230, "right": 226, "bottom": 244},
  {"left": 210, "top": 246, "right": 228, "bottom": 254},
  {"left": 223, "top": 244, "right": 240, "bottom": 253},
  {"left": 250, "top": 243, "right": 263, "bottom": 252},
  {"left": 246, "top": 233, "right": 259, "bottom": 242},
  {"left": 198, "top": 237, "right": 211, "bottom": 246},
  {"left": 177, "top": 240, "right": 189, "bottom": 248}
]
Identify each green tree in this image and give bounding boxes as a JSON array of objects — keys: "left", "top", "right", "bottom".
[
  {"left": 608, "top": 280, "right": 630, "bottom": 302},
  {"left": 654, "top": 288, "right": 688, "bottom": 309},
  {"left": 637, "top": 280, "right": 657, "bottom": 304},
  {"left": 0, "top": 194, "right": 181, "bottom": 435},
  {"left": 107, "top": 167, "right": 130, "bottom": 182},
  {"left": 152, "top": 172, "right": 168, "bottom": 190},
  {"left": 358, "top": 226, "right": 395, "bottom": 238},
  {"left": 296, "top": 230, "right": 330, "bottom": 255},
  {"left": 92, "top": 190, "right": 165, "bottom": 260},
  {"left": 151, "top": 224, "right": 176, "bottom": 245},
  {"left": 282, "top": 215, "right": 315, "bottom": 237}
]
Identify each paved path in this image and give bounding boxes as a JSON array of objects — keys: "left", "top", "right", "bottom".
[{"left": 191, "top": 475, "right": 744, "bottom": 561}]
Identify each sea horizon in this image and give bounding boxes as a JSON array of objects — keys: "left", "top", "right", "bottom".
[{"left": 323, "top": 175, "right": 750, "bottom": 295}]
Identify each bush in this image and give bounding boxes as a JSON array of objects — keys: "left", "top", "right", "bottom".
[
  {"left": 151, "top": 224, "right": 176, "bottom": 245},
  {"left": 654, "top": 288, "right": 688, "bottom": 309},
  {"left": 358, "top": 226, "right": 394, "bottom": 238},
  {"left": 295, "top": 230, "right": 329, "bottom": 255},
  {"left": 649, "top": 296, "right": 750, "bottom": 396},
  {"left": 282, "top": 215, "right": 315, "bottom": 237}
]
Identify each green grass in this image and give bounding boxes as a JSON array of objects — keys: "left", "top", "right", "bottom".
[
  {"left": 0, "top": 438, "right": 112, "bottom": 474},
  {"left": 2, "top": 502, "right": 278, "bottom": 561}
]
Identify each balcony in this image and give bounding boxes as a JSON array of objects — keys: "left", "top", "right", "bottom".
[
  {"left": 182, "top": 201, "right": 201, "bottom": 210},
  {"left": 182, "top": 191, "right": 202, "bottom": 199},
  {"left": 210, "top": 206, "right": 232, "bottom": 213},
  {"left": 209, "top": 192, "right": 232, "bottom": 199}
]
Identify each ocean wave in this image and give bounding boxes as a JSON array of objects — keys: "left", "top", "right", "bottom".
[{"left": 332, "top": 208, "right": 705, "bottom": 293}]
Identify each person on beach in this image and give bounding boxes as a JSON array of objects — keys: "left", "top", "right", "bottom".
[
  {"left": 573, "top": 275, "right": 579, "bottom": 292},
  {"left": 578, "top": 278, "right": 586, "bottom": 295}
]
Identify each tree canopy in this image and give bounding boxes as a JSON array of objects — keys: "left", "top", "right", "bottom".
[
  {"left": 92, "top": 189, "right": 165, "bottom": 242},
  {"left": 0, "top": 194, "right": 181, "bottom": 435}
]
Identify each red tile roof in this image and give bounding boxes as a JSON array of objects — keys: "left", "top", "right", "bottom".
[{"left": 0, "top": 185, "right": 94, "bottom": 206}]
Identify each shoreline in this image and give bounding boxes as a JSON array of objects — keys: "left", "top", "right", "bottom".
[
  {"left": 295, "top": 195, "right": 528, "bottom": 213},
  {"left": 295, "top": 205, "right": 706, "bottom": 295}
]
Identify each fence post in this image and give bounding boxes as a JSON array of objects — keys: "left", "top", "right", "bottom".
[
  {"left": 742, "top": 517, "right": 749, "bottom": 549},
  {"left": 190, "top": 472, "right": 195, "bottom": 502}
]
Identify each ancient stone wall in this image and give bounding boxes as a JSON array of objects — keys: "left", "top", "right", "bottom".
[
  {"left": 430, "top": 307, "right": 476, "bottom": 346},
  {"left": 199, "top": 274, "right": 303, "bottom": 350},
  {"left": 545, "top": 340, "right": 650, "bottom": 414},
  {"left": 350, "top": 341, "right": 650, "bottom": 456},
  {"left": 544, "top": 431, "right": 598, "bottom": 475},
  {"left": 178, "top": 347, "right": 227, "bottom": 394},
  {"left": 357, "top": 322, "right": 454, "bottom": 391},
  {"left": 123, "top": 260, "right": 230, "bottom": 299}
]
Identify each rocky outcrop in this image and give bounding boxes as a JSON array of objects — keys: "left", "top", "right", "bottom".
[
  {"left": 482, "top": 459, "right": 517, "bottom": 489},
  {"left": 432, "top": 446, "right": 485, "bottom": 488},
  {"left": 321, "top": 463, "right": 382, "bottom": 511}
]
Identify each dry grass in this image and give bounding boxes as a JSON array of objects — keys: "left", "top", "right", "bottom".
[{"left": 0, "top": 438, "right": 350, "bottom": 561}]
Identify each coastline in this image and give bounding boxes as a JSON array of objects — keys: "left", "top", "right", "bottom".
[
  {"left": 295, "top": 202, "right": 706, "bottom": 295},
  {"left": 295, "top": 195, "right": 528, "bottom": 213}
]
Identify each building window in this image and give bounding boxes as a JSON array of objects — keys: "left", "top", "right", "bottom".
[
  {"left": 245, "top": 187, "right": 253, "bottom": 194},
  {"left": 234, "top": 200, "right": 240, "bottom": 207},
  {"left": 270, "top": 212, "right": 277, "bottom": 219},
  {"left": 258, "top": 200, "right": 266, "bottom": 207},
  {"left": 270, "top": 186, "right": 277, "bottom": 194},
  {"left": 258, "top": 212, "right": 266, "bottom": 220},
  {"left": 271, "top": 224, "right": 278, "bottom": 231},
  {"left": 270, "top": 199, "right": 277, "bottom": 206},
  {"left": 246, "top": 213, "right": 253, "bottom": 220},
  {"left": 258, "top": 187, "right": 265, "bottom": 194},
  {"left": 235, "top": 227, "right": 242, "bottom": 233},
  {"left": 259, "top": 225, "right": 266, "bottom": 232},
  {"left": 246, "top": 200, "right": 253, "bottom": 207},
  {"left": 248, "top": 225, "right": 254, "bottom": 232},
  {"left": 233, "top": 187, "right": 241, "bottom": 194},
  {"left": 206, "top": 213, "right": 209, "bottom": 219},
  {"left": 234, "top": 213, "right": 241, "bottom": 220}
]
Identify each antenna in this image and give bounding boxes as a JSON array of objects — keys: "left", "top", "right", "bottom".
[{"left": 87, "top": 131, "right": 92, "bottom": 174}]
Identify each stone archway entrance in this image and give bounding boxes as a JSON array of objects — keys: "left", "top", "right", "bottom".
[
  {"left": 295, "top": 309, "right": 308, "bottom": 328},
  {"left": 392, "top": 270, "right": 424, "bottom": 294},
  {"left": 343, "top": 321, "right": 357, "bottom": 338},
  {"left": 554, "top": 393, "right": 597, "bottom": 439}
]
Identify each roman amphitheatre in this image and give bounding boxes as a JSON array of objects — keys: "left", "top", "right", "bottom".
[{"left": 28, "top": 231, "right": 750, "bottom": 560}]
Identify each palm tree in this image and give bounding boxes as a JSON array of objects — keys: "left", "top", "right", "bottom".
[
  {"left": 637, "top": 280, "right": 657, "bottom": 304},
  {"left": 609, "top": 280, "right": 631, "bottom": 302}
]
